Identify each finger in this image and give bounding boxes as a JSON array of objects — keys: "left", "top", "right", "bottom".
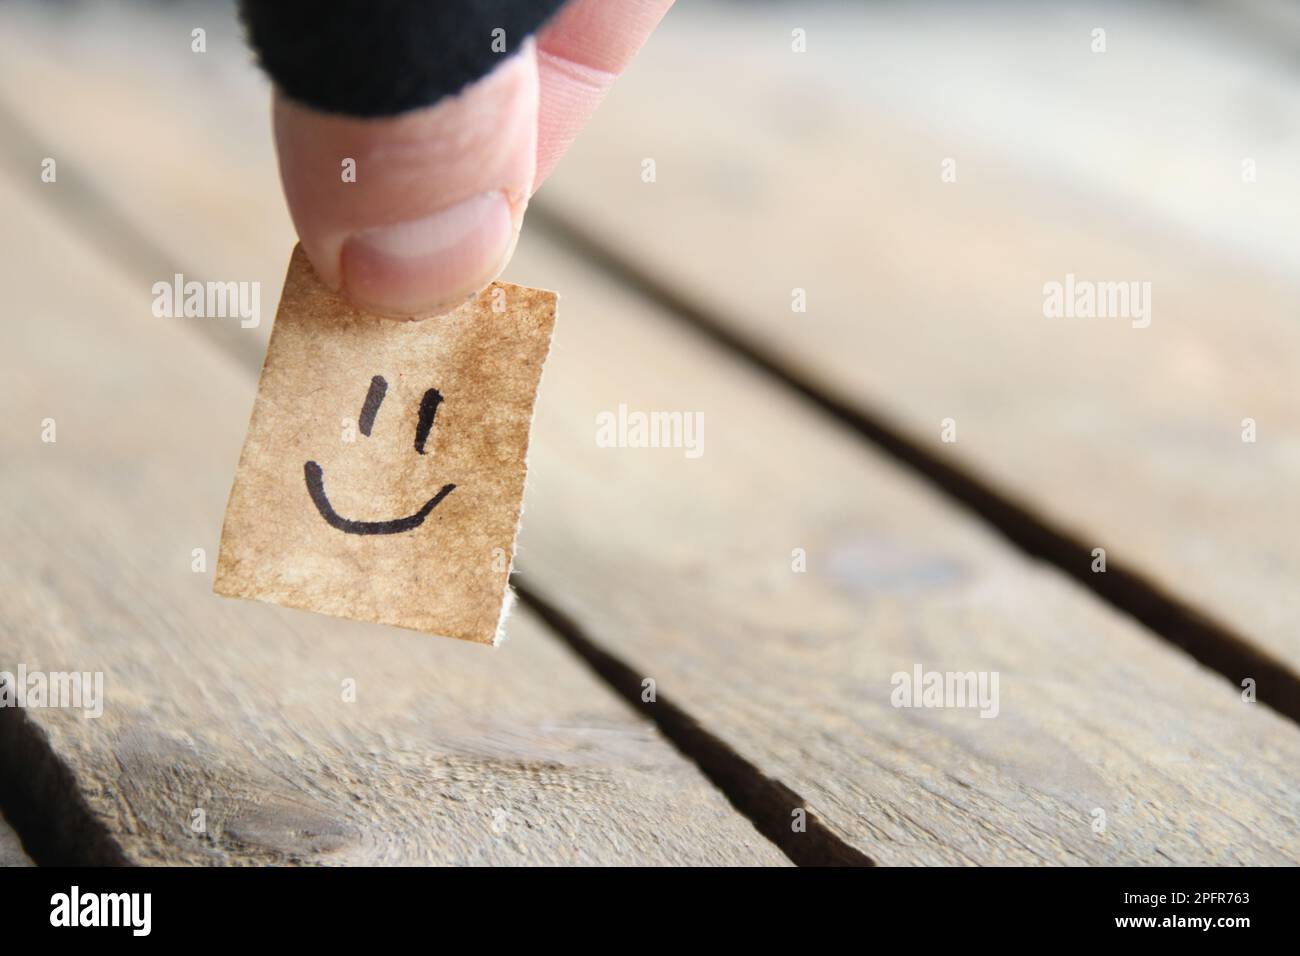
[
  {"left": 535, "top": 0, "right": 675, "bottom": 186},
  {"left": 273, "top": 42, "right": 539, "bottom": 317}
]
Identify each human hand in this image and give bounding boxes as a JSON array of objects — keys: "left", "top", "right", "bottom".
[{"left": 242, "top": 0, "right": 674, "bottom": 316}]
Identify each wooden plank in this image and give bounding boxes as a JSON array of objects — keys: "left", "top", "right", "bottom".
[
  {"left": 531, "top": 3, "right": 1300, "bottom": 678},
  {"left": 0, "top": 178, "right": 788, "bottom": 867},
  {"left": 510, "top": 246, "right": 1300, "bottom": 865},
  {"left": 11, "top": 2, "right": 1299, "bottom": 692},
  {"left": 0, "top": 811, "right": 33, "bottom": 867},
  {"left": 0, "top": 5, "right": 292, "bottom": 371},
  {"left": 6, "top": 3, "right": 1300, "bottom": 865}
]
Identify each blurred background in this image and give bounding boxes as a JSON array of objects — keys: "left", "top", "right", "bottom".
[
  {"left": 6, "top": 0, "right": 1300, "bottom": 290},
  {"left": 3, "top": 0, "right": 1300, "bottom": 688},
  {"left": 3, "top": 0, "right": 1300, "bottom": 867},
  {"left": 4, "top": 0, "right": 1300, "bottom": 711}
]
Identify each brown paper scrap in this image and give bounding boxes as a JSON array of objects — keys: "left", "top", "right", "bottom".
[{"left": 214, "top": 246, "right": 556, "bottom": 645}]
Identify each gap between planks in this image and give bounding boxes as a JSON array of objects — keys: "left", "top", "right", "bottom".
[
  {"left": 526, "top": 201, "right": 1300, "bottom": 729},
  {"left": 4, "top": 10, "right": 1297, "bottom": 863},
  {"left": 0, "top": 172, "right": 794, "bottom": 868},
  {"left": 515, "top": 581, "right": 874, "bottom": 867},
  {"left": 5, "top": 93, "right": 1296, "bottom": 864},
  {"left": 0, "top": 802, "right": 36, "bottom": 867},
  {"left": 526, "top": 1, "right": 1300, "bottom": 725},
  {"left": 6, "top": 71, "right": 1286, "bottom": 732},
  {"left": 0, "top": 113, "right": 858, "bottom": 869},
  {"left": 0, "top": 703, "right": 130, "bottom": 865}
]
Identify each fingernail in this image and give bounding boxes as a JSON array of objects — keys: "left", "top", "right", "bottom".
[{"left": 339, "top": 192, "right": 514, "bottom": 317}]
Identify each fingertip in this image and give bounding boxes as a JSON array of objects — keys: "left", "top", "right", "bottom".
[
  {"left": 535, "top": 0, "right": 675, "bottom": 185},
  {"left": 339, "top": 190, "right": 519, "bottom": 317},
  {"left": 273, "top": 44, "right": 538, "bottom": 317}
]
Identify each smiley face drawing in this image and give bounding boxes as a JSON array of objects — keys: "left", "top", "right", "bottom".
[{"left": 303, "top": 375, "right": 456, "bottom": 535}]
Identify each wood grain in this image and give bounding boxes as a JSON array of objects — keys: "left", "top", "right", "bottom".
[
  {"left": 508, "top": 243, "right": 1300, "bottom": 865},
  {"left": 2, "top": 3, "right": 1299, "bottom": 865},
  {"left": 0, "top": 810, "right": 32, "bottom": 867},
  {"left": 0, "top": 176, "right": 786, "bottom": 867},
  {"left": 533, "top": 4, "right": 1300, "bottom": 676}
]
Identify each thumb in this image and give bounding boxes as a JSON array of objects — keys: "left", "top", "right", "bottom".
[{"left": 273, "top": 43, "right": 538, "bottom": 317}]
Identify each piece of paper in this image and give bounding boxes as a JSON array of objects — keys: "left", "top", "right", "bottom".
[{"left": 214, "top": 245, "right": 556, "bottom": 645}]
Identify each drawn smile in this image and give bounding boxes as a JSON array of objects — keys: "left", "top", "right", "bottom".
[
  {"left": 304, "top": 461, "right": 455, "bottom": 535},
  {"left": 303, "top": 375, "right": 456, "bottom": 536}
]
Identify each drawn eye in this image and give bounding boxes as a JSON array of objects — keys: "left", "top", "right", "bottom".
[
  {"left": 415, "top": 388, "right": 444, "bottom": 455},
  {"left": 357, "top": 375, "right": 387, "bottom": 436},
  {"left": 303, "top": 378, "right": 455, "bottom": 536},
  {"left": 356, "top": 377, "right": 444, "bottom": 455}
]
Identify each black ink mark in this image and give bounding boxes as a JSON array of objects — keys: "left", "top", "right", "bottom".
[
  {"left": 357, "top": 375, "right": 387, "bottom": 437},
  {"left": 414, "top": 388, "right": 443, "bottom": 455},
  {"left": 306, "top": 379, "right": 455, "bottom": 535},
  {"left": 304, "top": 461, "right": 455, "bottom": 535}
]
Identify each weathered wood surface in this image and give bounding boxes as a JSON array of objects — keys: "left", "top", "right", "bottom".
[
  {"left": 0, "top": 811, "right": 33, "bottom": 866},
  {"left": 534, "top": 3, "right": 1300, "bottom": 676},
  {"left": 2, "top": 1, "right": 1300, "bottom": 866},
  {"left": 0, "top": 176, "right": 787, "bottom": 866},
  {"left": 0, "top": 6, "right": 292, "bottom": 370},
  {"left": 510, "top": 247, "right": 1300, "bottom": 865}
]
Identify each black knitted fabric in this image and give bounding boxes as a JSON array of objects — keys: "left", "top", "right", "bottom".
[{"left": 240, "top": 0, "right": 568, "bottom": 117}]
